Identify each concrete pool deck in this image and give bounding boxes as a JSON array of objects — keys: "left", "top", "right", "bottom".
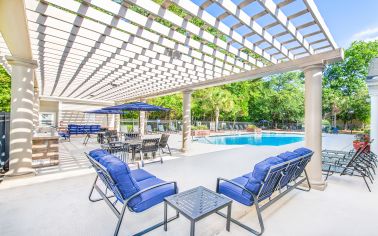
[{"left": 1, "top": 133, "right": 377, "bottom": 236}]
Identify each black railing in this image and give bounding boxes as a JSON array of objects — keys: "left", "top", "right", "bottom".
[{"left": 0, "top": 112, "right": 10, "bottom": 172}]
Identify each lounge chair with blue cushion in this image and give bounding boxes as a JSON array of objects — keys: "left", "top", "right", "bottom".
[
  {"left": 216, "top": 148, "right": 313, "bottom": 235},
  {"left": 86, "top": 149, "right": 179, "bottom": 236}
]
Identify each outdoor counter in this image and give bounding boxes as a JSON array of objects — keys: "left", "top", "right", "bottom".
[{"left": 32, "top": 132, "right": 59, "bottom": 167}]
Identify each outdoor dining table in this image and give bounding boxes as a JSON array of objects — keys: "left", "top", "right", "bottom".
[
  {"left": 103, "top": 139, "right": 143, "bottom": 163},
  {"left": 124, "top": 139, "right": 142, "bottom": 161}
]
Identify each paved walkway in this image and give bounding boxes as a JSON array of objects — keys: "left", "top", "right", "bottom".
[{"left": 1, "top": 134, "right": 377, "bottom": 236}]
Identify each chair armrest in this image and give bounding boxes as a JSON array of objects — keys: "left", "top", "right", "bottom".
[
  {"left": 125, "top": 181, "right": 178, "bottom": 205},
  {"left": 217, "top": 177, "right": 258, "bottom": 202}
]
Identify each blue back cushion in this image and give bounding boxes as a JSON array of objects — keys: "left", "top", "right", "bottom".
[
  {"left": 98, "top": 155, "right": 140, "bottom": 199},
  {"left": 251, "top": 156, "right": 283, "bottom": 182},
  {"left": 293, "top": 147, "right": 312, "bottom": 156},
  {"left": 90, "top": 125, "right": 101, "bottom": 133},
  {"left": 277, "top": 151, "right": 300, "bottom": 162},
  {"left": 244, "top": 176, "right": 262, "bottom": 195},
  {"left": 88, "top": 149, "right": 109, "bottom": 161}
]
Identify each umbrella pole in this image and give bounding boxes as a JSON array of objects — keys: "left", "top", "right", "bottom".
[{"left": 139, "top": 111, "right": 141, "bottom": 134}]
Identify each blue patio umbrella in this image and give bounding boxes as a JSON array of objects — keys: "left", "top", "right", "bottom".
[
  {"left": 101, "top": 102, "right": 170, "bottom": 133},
  {"left": 102, "top": 102, "right": 170, "bottom": 112},
  {"left": 85, "top": 109, "right": 124, "bottom": 114}
]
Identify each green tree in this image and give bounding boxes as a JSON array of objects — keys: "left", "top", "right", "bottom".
[
  {"left": 323, "top": 40, "right": 378, "bottom": 128},
  {"left": 0, "top": 65, "right": 11, "bottom": 112},
  {"left": 248, "top": 72, "right": 304, "bottom": 128},
  {"left": 193, "top": 87, "right": 234, "bottom": 131},
  {"left": 148, "top": 93, "right": 183, "bottom": 120},
  {"left": 222, "top": 81, "right": 251, "bottom": 122}
]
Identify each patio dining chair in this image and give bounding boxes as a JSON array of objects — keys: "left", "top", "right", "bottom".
[
  {"left": 85, "top": 149, "right": 179, "bottom": 236},
  {"left": 101, "top": 142, "right": 129, "bottom": 163},
  {"left": 105, "top": 130, "right": 119, "bottom": 143},
  {"left": 139, "top": 138, "right": 161, "bottom": 167},
  {"left": 159, "top": 134, "right": 171, "bottom": 156},
  {"left": 216, "top": 148, "right": 313, "bottom": 235}
]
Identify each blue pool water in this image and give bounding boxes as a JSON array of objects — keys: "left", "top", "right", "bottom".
[{"left": 197, "top": 133, "right": 304, "bottom": 146}]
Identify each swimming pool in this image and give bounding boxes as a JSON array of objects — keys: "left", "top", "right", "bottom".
[{"left": 197, "top": 133, "right": 304, "bottom": 146}]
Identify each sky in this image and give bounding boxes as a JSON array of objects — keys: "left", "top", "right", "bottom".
[{"left": 315, "top": 0, "right": 378, "bottom": 48}]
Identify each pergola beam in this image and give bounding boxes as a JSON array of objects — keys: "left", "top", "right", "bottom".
[
  {"left": 0, "top": 0, "right": 339, "bottom": 102},
  {"left": 127, "top": 49, "right": 344, "bottom": 101}
]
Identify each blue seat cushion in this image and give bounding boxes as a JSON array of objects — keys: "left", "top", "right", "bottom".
[
  {"left": 131, "top": 169, "right": 156, "bottom": 182},
  {"left": 98, "top": 155, "right": 140, "bottom": 200},
  {"left": 218, "top": 176, "right": 253, "bottom": 206},
  {"left": 128, "top": 177, "right": 176, "bottom": 213},
  {"left": 277, "top": 151, "right": 300, "bottom": 162},
  {"left": 88, "top": 149, "right": 109, "bottom": 161},
  {"left": 293, "top": 147, "right": 312, "bottom": 156},
  {"left": 252, "top": 156, "right": 283, "bottom": 182}
]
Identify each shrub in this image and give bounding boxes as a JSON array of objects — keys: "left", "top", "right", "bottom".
[
  {"left": 192, "top": 125, "right": 208, "bottom": 130},
  {"left": 247, "top": 124, "right": 257, "bottom": 129}
]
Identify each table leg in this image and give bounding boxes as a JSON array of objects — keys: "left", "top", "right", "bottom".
[
  {"left": 131, "top": 147, "right": 135, "bottom": 162},
  {"left": 190, "top": 220, "right": 195, "bottom": 236},
  {"left": 226, "top": 204, "right": 231, "bottom": 231},
  {"left": 164, "top": 201, "right": 168, "bottom": 231}
]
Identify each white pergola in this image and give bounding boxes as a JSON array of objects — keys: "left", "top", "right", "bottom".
[{"left": 0, "top": 0, "right": 343, "bottom": 190}]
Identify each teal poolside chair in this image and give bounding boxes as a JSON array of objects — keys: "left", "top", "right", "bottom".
[
  {"left": 85, "top": 149, "right": 179, "bottom": 236},
  {"left": 216, "top": 148, "right": 313, "bottom": 235}
]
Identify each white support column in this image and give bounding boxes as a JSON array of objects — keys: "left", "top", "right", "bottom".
[
  {"left": 115, "top": 114, "right": 120, "bottom": 132},
  {"left": 182, "top": 90, "right": 192, "bottom": 152},
  {"left": 6, "top": 56, "right": 38, "bottom": 177},
  {"left": 367, "top": 78, "right": 378, "bottom": 155},
  {"left": 303, "top": 64, "right": 326, "bottom": 190},
  {"left": 139, "top": 98, "right": 146, "bottom": 135},
  {"left": 58, "top": 101, "right": 63, "bottom": 127},
  {"left": 32, "top": 85, "right": 40, "bottom": 130}
]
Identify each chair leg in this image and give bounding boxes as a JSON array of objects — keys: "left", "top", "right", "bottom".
[
  {"left": 140, "top": 151, "right": 144, "bottom": 167},
  {"left": 167, "top": 144, "right": 172, "bottom": 156},
  {"left": 88, "top": 176, "right": 109, "bottom": 202},
  {"left": 325, "top": 165, "right": 332, "bottom": 181},
  {"left": 216, "top": 202, "right": 264, "bottom": 236},
  {"left": 362, "top": 176, "right": 372, "bottom": 192},
  {"left": 88, "top": 176, "right": 98, "bottom": 202},
  {"left": 295, "top": 169, "right": 311, "bottom": 192},
  {"left": 114, "top": 204, "right": 128, "bottom": 236}
]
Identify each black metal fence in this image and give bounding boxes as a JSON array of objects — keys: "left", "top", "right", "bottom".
[
  {"left": 0, "top": 112, "right": 10, "bottom": 172},
  {"left": 120, "top": 119, "right": 304, "bottom": 132}
]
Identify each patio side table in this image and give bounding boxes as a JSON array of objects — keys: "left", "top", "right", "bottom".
[{"left": 164, "top": 186, "right": 232, "bottom": 236}]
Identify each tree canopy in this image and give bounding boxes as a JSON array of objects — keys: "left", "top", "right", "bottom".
[
  {"left": 0, "top": 66, "right": 11, "bottom": 112},
  {"left": 323, "top": 41, "right": 378, "bottom": 128}
]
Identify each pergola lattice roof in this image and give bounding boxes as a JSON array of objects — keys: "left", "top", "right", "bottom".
[{"left": 0, "top": 0, "right": 337, "bottom": 102}]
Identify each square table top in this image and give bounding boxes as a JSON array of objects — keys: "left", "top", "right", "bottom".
[{"left": 164, "top": 186, "right": 231, "bottom": 221}]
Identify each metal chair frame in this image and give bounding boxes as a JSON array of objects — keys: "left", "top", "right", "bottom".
[
  {"left": 322, "top": 142, "right": 377, "bottom": 191},
  {"left": 85, "top": 153, "right": 179, "bottom": 236},
  {"left": 159, "top": 134, "right": 172, "bottom": 156},
  {"left": 139, "top": 138, "right": 162, "bottom": 167},
  {"left": 101, "top": 142, "right": 130, "bottom": 163},
  {"left": 216, "top": 153, "right": 313, "bottom": 235}
]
